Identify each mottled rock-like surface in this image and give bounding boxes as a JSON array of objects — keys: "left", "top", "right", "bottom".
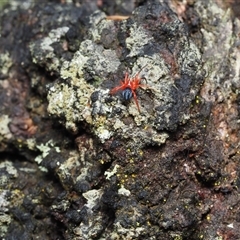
[{"left": 0, "top": 0, "right": 240, "bottom": 239}]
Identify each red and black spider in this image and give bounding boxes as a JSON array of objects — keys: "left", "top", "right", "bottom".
[{"left": 110, "top": 65, "right": 148, "bottom": 112}]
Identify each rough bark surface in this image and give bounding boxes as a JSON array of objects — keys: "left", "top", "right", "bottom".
[{"left": 0, "top": 0, "right": 240, "bottom": 239}]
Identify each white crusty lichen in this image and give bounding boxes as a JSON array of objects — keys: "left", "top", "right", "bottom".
[
  {"left": 82, "top": 189, "right": 103, "bottom": 211},
  {"left": 118, "top": 184, "right": 131, "bottom": 196},
  {"left": 104, "top": 164, "right": 120, "bottom": 180}
]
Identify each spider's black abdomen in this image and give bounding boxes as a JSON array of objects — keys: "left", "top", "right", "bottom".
[{"left": 122, "top": 88, "right": 133, "bottom": 100}]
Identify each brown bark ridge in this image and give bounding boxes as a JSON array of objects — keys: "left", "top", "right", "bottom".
[{"left": 0, "top": 0, "right": 239, "bottom": 239}]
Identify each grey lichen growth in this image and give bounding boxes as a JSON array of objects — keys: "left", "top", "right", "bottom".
[
  {"left": 0, "top": 190, "right": 12, "bottom": 238},
  {"left": 73, "top": 189, "right": 104, "bottom": 239},
  {"left": 46, "top": 3, "right": 202, "bottom": 150},
  {"left": 47, "top": 38, "right": 120, "bottom": 133},
  {"left": 195, "top": 1, "right": 240, "bottom": 143},
  {"left": 30, "top": 27, "right": 70, "bottom": 73},
  {"left": 0, "top": 161, "right": 19, "bottom": 238},
  {"left": 126, "top": 23, "right": 154, "bottom": 57}
]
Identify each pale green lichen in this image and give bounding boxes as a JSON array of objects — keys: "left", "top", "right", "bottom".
[
  {"left": 0, "top": 115, "right": 12, "bottom": 141},
  {"left": 0, "top": 52, "right": 12, "bottom": 75},
  {"left": 26, "top": 138, "right": 36, "bottom": 151},
  {"left": 35, "top": 140, "right": 60, "bottom": 165},
  {"left": 94, "top": 126, "right": 112, "bottom": 143},
  {"left": 111, "top": 219, "right": 145, "bottom": 239},
  {"left": 0, "top": 161, "right": 18, "bottom": 178},
  {"left": 151, "top": 132, "right": 169, "bottom": 146},
  {"left": 57, "top": 150, "right": 82, "bottom": 189},
  {"left": 48, "top": 39, "right": 120, "bottom": 133}
]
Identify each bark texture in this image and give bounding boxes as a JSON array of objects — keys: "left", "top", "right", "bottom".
[{"left": 0, "top": 0, "right": 240, "bottom": 239}]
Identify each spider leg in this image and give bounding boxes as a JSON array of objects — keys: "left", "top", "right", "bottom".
[
  {"left": 138, "top": 84, "right": 155, "bottom": 92},
  {"left": 134, "top": 64, "right": 148, "bottom": 79},
  {"left": 138, "top": 84, "right": 148, "bottom": 89},
  {"left": 131, "top": 90, "right": 141, "bottom": 112},
  {"left": 124, "top": 71, "right": 130, "bottom": 82},
  {"left": 110, "top": 84, "right": 126, "bottom": 95},
  {"left": 140, "top": 76, "right": 147, "bottom": 84},
  {"left": 138, "top": 64, "right": 148, "bottom": 74}
]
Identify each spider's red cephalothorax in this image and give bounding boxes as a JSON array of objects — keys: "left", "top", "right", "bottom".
[{"left": 110, "top": 65, "right": 148, "bottom": 112}]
